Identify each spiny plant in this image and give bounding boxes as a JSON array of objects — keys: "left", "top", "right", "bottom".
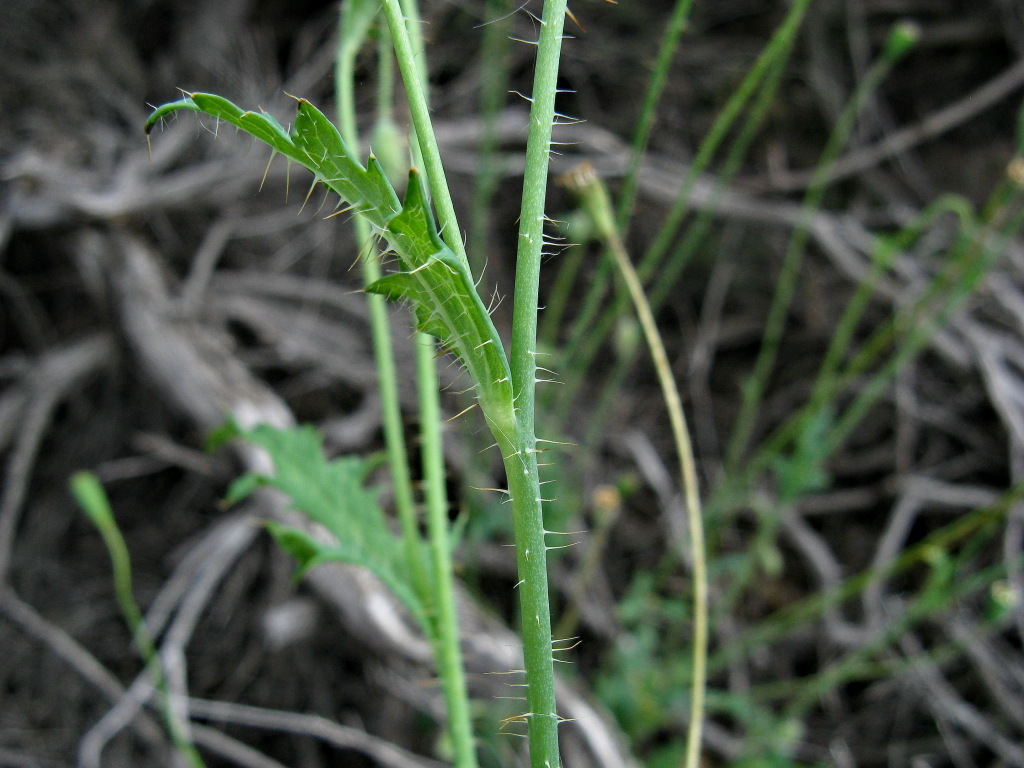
[
  {"left": 144, "top": 93, "right": 516, "bottom": 438},
  {"left": 141, "top": 93, "right": 557, "bottom": 763},
  {"left": 137, "top": 0, "right": 582, "bottom": 766}
]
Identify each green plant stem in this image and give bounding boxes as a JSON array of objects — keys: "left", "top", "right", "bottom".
[
  {"left": 510, "top": 1, "right": 565, "bottom": 438},
  {"left": 380, "top": 0, "right": 469, "bottom": 268},
  {"left": 499, "top": 436, "right": 560, "bottom": 762},
  {"left": 561, "top": 163, "right": 707, "bottom": 768},
  {"left": 561, "top": 0, "right": 812, "bottom": 366},
  {"left": 336, "top": 13, "right": 476, "bottom": 765},
  {"left": 377, "top": 27, "right": 396, "bottom": 125},
  {"left": 719, "top": 176, "right": 1019, "bottom": 519},
  {"left": 549, "top": 4, "right": 805, "bottom": 424},
  {"left": 502, "top": 1, "right": 569, "bottom": 765},
  {"left": 71, "top": 472, "right": 206, "bottom": 768},
  {"left": 615, "top": 0, "right": 695, "bottom": 232},
  {"left": 470, "top": 0, "right": 514, "bottom": 275},
  {"left": 416, "top": 334, "right": 477, "bottom": 766},
  {"left": 640, "top": 0, "right": 814, "bottom": 278},
  {"left": 708, "top": 481, "right": 1024, "bottom": 671},
  {"left": 389, "top": 5, "right": 479, "bottom": 763},
  {"left": 336, "top": 4, "right": 429, "bottom": 606}
]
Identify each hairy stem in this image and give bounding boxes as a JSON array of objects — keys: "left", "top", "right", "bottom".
[{"left": 506, "top": 0, "right": 568, "bottom": 765}]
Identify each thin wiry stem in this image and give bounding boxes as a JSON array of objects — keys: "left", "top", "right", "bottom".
[{"left": 560, "top": 163, "right": 707, "bottom": 768}]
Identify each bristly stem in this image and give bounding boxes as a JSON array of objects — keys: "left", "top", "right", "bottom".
[
  {"left": 506, "top": 0, "right": 569, "bottom": 766},
  {"left": 380, "top": 0, "right": 570, "bottom": 763},
  {"left": 511, "top": 0, "right": 567, "bottom": 420}
]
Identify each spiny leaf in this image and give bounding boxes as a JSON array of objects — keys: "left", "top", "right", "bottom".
[
  {"left": 219, "top": 421, "right": 429, "bottom": 631},
  {"left": 146, "top": 93, "right": 515, "bottom": 434},
  {"left": 368, "top": 170, "right": 515, "bottom": 429}
]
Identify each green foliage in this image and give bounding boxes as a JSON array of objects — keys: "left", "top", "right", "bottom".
[
  {"left": 769, "top": 406, "right": 833, "bottom": 503},
  {"left": 211, "top": 420, "right": 430, "bottom": 632},
  {"left": 146, "top": 94, "right": 515, "bottom": 437}
]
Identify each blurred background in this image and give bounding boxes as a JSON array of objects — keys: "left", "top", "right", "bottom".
[{"left": 4, "top": 0, "right": 1024, "bottom": 766}]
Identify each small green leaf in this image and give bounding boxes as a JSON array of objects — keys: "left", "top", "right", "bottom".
[
  {"left": 264, "top": 523, "right": 322, "bottom": 578},
  {"left": 225, "top": 423, "right": 429, "bottom": 631},
  {"left": 224, "top": 473, "right": 263, "bottom": 505},
  {"left": 205, "top": 418, "right": 242, "bottom": 452}
]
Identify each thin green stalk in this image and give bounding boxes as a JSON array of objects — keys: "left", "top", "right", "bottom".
[
  {"left": 799, "top": 202, "right": 962, "bottom": 420},
  {"left": 724, "top": 185, "right": 1018, "bottom": 512},
  {"left": 725, "top": 22, "right": 920, "bottom": 471},
  {"left": 336, "top": 10, "right": 476, "bottom": 765},
  {"left": 561, "top": 163, "right": 707, "bottom": 768},
  {"left": 470, "top": 0, "right": 514, "bottom": 275},
  {"left": 322, "top": 1, "right": 575, "bottom": 764},
  {"left": 615, "top": 0, "right": 695, "bottom": 232},
  {"left": 558, "top": 0, "right": 813, "bottom": 378},
  {"left": 510, "top": 3, "right": 566, "bottom": 437},
  {"left": 640, "top": 0, "right": 814, "bottom": 278},
  {"left": 386, "top": 5, "right": 479, "bottom": 762},
  {"left": 378, "top": 33, "right": 395, "bottom": 120},
  {"left": 824, "top": 208, "right": 1022, "bottom": 454},
  {"left": 557, "top": 0, "right": 697, "bottom": 357},
  {"left": 707, "top": 481, "right": 1024, "bottom": 672},
  {"left": 380, "top": 0, "right": 469, "bottom": 267},
  {"left": 781, "top": 546, "right": 1004, "bottom": 720},
  {"left": 372, "top": 25, "right": 408, "bottom": 187},
  {"left": 416, "top": 333, "right": 478, "bottom": 766},
  {"left": 336, "top": 0, "right": 429, "bottom": 609},
  {"left": 746, "top": 562, "right": 1018, "bottom": 706},
  {"left": 503, "top": 0, "right": 569, "bottom": 764},
  {"left": 550, "top": 13, "right": 802, "bottom": 424},
  {"left": 71, "top": 473, "right": 206, "bottom": 768},
  {"left": 706, "top": 199, "right": 1009, "bottom": 607},
  {"left": 548, "top": 0, "right": 695, "bottom": 398}
]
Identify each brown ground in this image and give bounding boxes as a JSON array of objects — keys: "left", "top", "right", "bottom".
[{"left": 4, "top": 0, "right": 1024, "bottom": 767}]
